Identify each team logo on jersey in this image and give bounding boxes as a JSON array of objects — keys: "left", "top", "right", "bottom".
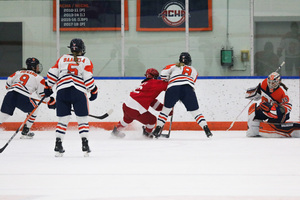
[{"left": 158, "top": 1, "right": 186, "bottom": 27}]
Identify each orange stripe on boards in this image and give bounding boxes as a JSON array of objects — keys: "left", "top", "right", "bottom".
[{"left": 0, "top": 121, "right": 248, "bottom": 131}]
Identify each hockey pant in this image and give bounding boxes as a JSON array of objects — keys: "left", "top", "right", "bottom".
[
  {"left": 56, "top": 87, "right": 89, "bottom": 117},
  {"left": 157, "top": 85, "right": 207, "bottom": 128},
  {"left": 0, "top": 91, "right": 38, "bottom": 128},
  {"left": 117, "top": 103, "right": 156, "bottom": 133}
]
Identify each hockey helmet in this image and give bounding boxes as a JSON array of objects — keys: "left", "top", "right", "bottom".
[
  {"left": 179, "top": 52, "right": 192, "bottom": 65},
  {"left": 26, "top": 57, "right": 42, "bottom": 74},
  {"left": 145, "top": 68, "right": 159, "bottom": 79},
  {"left": 68, "top": 38, "right": 86, "bottom": 55},
  {"left": 267, "top": 72, "right": 281, "bottom": 92}
]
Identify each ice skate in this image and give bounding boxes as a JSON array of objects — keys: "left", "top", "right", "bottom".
[
  {"left": 152, "top": 125, "right": 163, "bottom": 138},
  {"left": 82, "top": 137, "right": 91, "bottom": 157},
  {"left": 111, "top": 126, "right": 125, "bottom": 138},
  {"left": 142, "top": 126, "right": 153, "bottom": 139},
  {"left": 203, "top": 125, "right": 213, "bottom": 138},
  {"left": 20, "top": 125, "right": 34, "bottom": 139},
  {"left": 54, "top": 137, "right": 65, "bottom": 157}
]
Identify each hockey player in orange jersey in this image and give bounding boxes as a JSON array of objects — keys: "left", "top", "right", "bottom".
[{"left": 245, "top": 72, "right": 298, "bottom": 137}]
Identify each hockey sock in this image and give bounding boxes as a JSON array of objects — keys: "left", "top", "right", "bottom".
[
  {"left": 190, "top": 110, "right": 207, "bottom": 128},
  {"left": 157, "top": 107, "right": 172, "bottom": 127}
]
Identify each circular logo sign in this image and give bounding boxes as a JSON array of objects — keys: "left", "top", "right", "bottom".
[{"left": 158, "top": 1, "right": 185, "bottom": 27}]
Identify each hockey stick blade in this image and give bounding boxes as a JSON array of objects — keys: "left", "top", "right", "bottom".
[
  {"left": 85, "top": 109, "right": 113, "bottom": 120},
  {"left": 160, "top": 133, "right": 170, "bottom": 138},
  {"left": 160, "top": 115, "right": 173, "bottom": 138},
  {"left": 89, "top": 109, "right": 113, "bottom": 119}
]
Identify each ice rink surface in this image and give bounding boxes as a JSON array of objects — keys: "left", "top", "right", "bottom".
[{"left": 0, "top": 128, "right": 300, "bottom": 200}]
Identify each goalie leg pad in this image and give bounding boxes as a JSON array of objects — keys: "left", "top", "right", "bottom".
[
  {"left": 246, "top": 105, "right": 261, "bottom": 137},
  {"left": 259, "top": 122, "right": 300, "bottom": 138}
]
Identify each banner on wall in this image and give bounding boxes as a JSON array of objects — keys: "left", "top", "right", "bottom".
[
  {"left": 136, "top": 0, "right": 212, "bottom": 31},
  {"left": 53, "top": 0, "right": 129, "bottom": 31}
]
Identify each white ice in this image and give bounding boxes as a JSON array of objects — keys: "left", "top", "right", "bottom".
[{"left": 0, "top": 129, "right": 300, "bottom": 200}]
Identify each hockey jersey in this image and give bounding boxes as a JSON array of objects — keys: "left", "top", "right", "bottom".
[
  {"left": 6, "top": 70, "right": 48, "bottom": 100},
  {"left": 160, "top": 64, "right": 198, "bottom": 89},
  {"left": 125, "top": 79, "right": 168, "bottom": 114},
  {"left": 259, "top": 78, "right": 292, "bottom": 114},
  {"left": 46, "top": 54, "right": 96, "bottom": 94}
]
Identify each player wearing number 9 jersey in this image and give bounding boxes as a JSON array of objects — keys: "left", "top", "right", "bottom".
[
  {"left": 152, "top": 52, "right": 213, "bottom": 138},
  {"left": 45, "top": 38, "right": 98, "bottom": 157},
  {"left": 0, "top": 57, "right": 53, "bottom": 139}
]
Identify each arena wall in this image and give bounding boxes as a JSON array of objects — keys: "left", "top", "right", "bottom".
[{"left": 0, "top": 78, "right": 299, "bottom": 131}]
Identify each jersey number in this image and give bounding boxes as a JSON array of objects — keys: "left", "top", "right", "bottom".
[
  {"left": 68, "top": 63, "right": 79, "bottom": 75},
  {"left": 182, "top": 66, "right": 192, "bottom": 76},
  {"left": 19, "top": 74, "right": 30, "bottom": 86}
]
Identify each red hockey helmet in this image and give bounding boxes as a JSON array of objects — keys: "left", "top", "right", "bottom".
[{"left": 145, "top": 68, "right": 159, "bottom": 79}]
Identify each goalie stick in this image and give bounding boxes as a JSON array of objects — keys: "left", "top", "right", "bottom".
[
  {"left": 0, "top": 96, "right": 46, "bottom": 153},
  {"left": 226, "top": 61, "right": 285, "bottom": 131}
]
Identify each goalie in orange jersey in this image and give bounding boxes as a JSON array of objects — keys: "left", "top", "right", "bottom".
[{"left": 245, "top": 72, "right": 296, "bottom": 137}]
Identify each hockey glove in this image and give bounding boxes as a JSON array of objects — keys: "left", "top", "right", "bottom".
[
  {"left": 258, "top": 101, "right": 272, "bottom": 112},
  {"left": 89, "top": 85, "right": 98, "bottom": 101},
  {"left": 245, "top": 84, "right": 261, "bottom": 101},
  {"left": 47, "top": 97, "right": 56, "bottom": 109},
  {"left": 44, "top": 82, "right": 53, "bottom": 97}
]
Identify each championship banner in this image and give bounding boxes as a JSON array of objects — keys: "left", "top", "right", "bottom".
[
  {"left": 53, "top": 0, "right": 129, "bottom": 31},
  {"left": 137, "top": 0, "right": 212, "bottom": 31}
]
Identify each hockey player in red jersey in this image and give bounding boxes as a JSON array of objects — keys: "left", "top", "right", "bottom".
[
  {"left": 111, "top": 68, "right": 168, "bottom": 138},
  {"left": 0, "top": 57, "right": 55, "bottom": 139},
  {"left": 246, "top": 72, "right": 293, "bottom": 137},
  {"left": 44, "top": 38, "right": 98, "bottom": 157},
  {"left": 152, "top": 52, "right": 212, "bottom": 138}
]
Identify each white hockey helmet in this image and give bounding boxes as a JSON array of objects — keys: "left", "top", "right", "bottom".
[{"left": 267, "top": 72, "right": 281, "bottom": 92}]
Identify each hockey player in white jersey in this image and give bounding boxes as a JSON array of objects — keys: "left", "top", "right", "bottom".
[
  {"left": 44, "top": 38, "right": 98, "bottom": 157},
  {"left": 152, "top": 52, "right": 212, "bottom": 138},
  {"left": 0, "top": 57, "right": 55, "bottom": 139}
]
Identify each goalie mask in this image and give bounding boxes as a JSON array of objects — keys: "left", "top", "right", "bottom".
[
  {"left": 68, "top": 38, "right": 86, "bottom": 56},
  {"left": 179, "top": 52, "right": 192, "bottom": 65},
  {"left": 267, "top": 72, "right": 281, "bottom": 92},
  {"left": 145, "top": 68, "right": 159, "bottom": 79},
  {"left": 26, "top": 57, "right": 43, "bottom": 74}
]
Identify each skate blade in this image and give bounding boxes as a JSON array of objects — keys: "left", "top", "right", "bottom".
[
  {"left": 83, "top": 152, "right": 90, "bottom": 157},
  {"left": 111, "top": 132, "right": 126, "bottom": 138},
  {"left": 55, "top": 152, "right": 64, "bottom": 157},
  {"left": 20, "top": 135, "right": 33, "bottom": 139}
]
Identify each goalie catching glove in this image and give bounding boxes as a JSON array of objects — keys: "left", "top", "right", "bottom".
[
  {"left": 47, "top": 97, "right": 56, "bottom": 109},
  {"left": 89, "top": 85, "right": 98, "bottom": 101}
]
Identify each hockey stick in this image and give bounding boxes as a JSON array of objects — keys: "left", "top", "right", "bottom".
[
  {"left": 275, "top": 61, "right": 285, "bottom": 72},
  {"left": 33, "top": 98, "right": 113, "bottom": 120},
  {"left": 71, "top": 108, "right": 113, "bottom": 119},
  {"left": 160, "top": 115, "right": 173, "bottom": 138},
  {"left": 0, "top": 96, "right": 46, "bottom": 153}
]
